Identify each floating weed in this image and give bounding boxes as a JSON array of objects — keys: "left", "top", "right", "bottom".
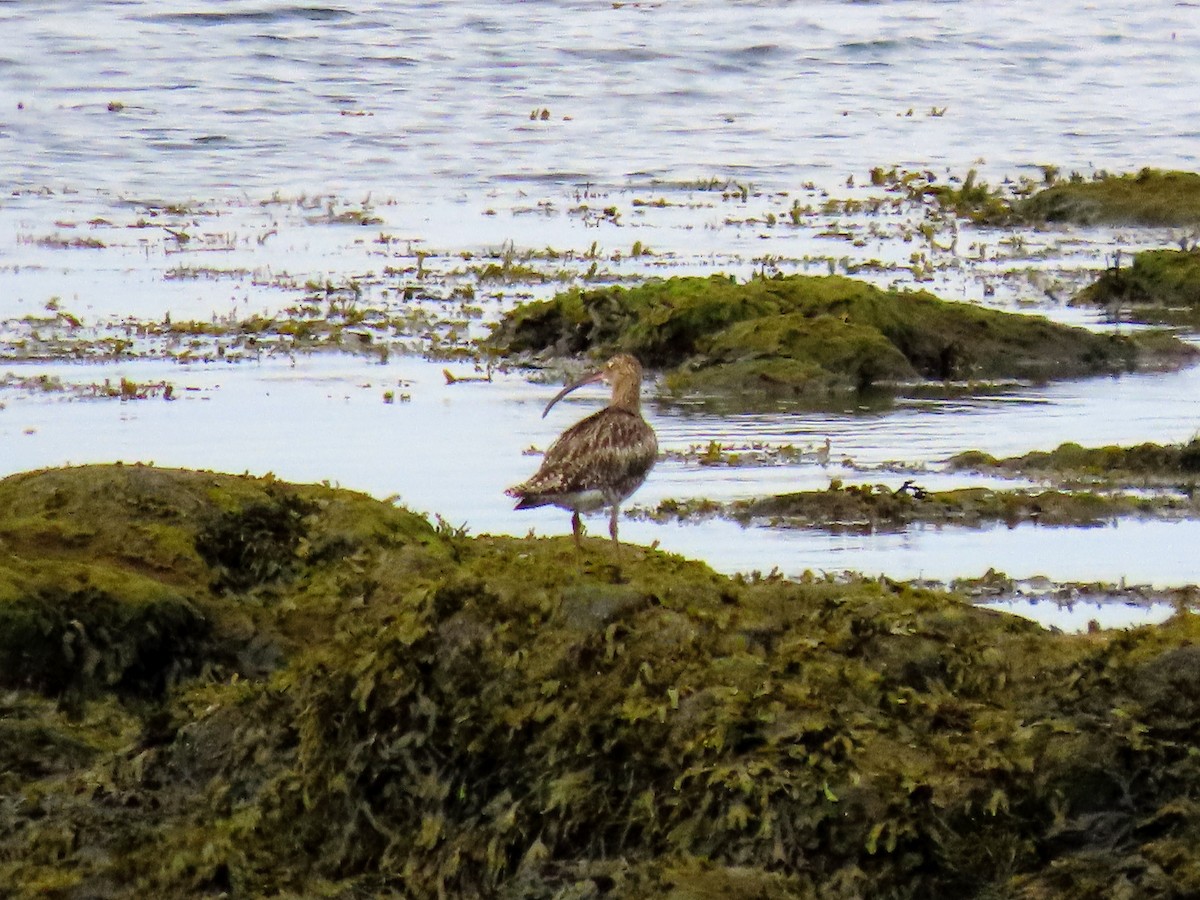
[
  {"left": 662, "top": 441, "right": 807, "bottom": 468},
  {"left": 164, "top": 264, "right": 254, "bottom": 281},
  {"left": 24, "top": 233, "right": 107, "bottom": 250},
  {"left": 922, "top": 168, "right": 1012, "bottom": 225},
  {"left": 309, "top": 202, "right": 384, "bottom": 227},
  {"left": 631, "top": 197, "right": 672, "bottom": 209},
  {"left": 94, "top": 377, "right": 175, "bottom": 401},
  {"left": 636, "top": 481, "right": 1200, "bottom": 531}
]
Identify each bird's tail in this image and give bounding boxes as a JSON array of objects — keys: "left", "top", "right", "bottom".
[{"left": 506, "top": 486, "right": 549, "bottom": 510}]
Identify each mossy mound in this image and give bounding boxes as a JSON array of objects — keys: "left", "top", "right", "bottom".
[
  {"left": 1018, "top": 169, "right": 1200, "bottom": 227},
  {"left": 689, "top": 313, "right": 916, "bottom": 396},
  {"left": 0, "top": 464, "right": 441, "bottom": 708},
  {"left": 951, "top": 439, "right": 1200, "bottom": 484},
  {"left": 1075, "top": 248, "right": 1200, "bottom": 325},
  {"left": 646, "top": 481, "right": 1200, "bottom": 531},
  {"left": 4, "top": 466, "right": 1200, "bottom": 898},
  {"left": 491, "top": 274, "right": 1193, "bottom": 405}
]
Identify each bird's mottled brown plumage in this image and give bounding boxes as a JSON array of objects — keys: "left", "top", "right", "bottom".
[{"left": 507, "top": 354, "right": 657, "bottom": 556}]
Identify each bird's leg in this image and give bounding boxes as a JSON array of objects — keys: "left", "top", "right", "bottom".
[
  {"left": 572, "top": 510, "right": 583, "bottom": 549},
  {"left": 609, "top": 504, "right": 621, "bottom": 562}
]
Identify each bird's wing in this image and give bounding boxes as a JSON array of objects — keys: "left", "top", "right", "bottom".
[{"left": 521, "top": 409, "right": 657, "bottom": 497}]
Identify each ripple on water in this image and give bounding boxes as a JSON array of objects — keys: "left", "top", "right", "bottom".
[
  {"left": 137, "top": 8, "right": 353, "bottom": 26},
  {"left": 2, "top": 1, "right": 1197, "bottom": 197}
]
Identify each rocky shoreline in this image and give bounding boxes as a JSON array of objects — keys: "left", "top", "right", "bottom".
[{"left": 2, "top": 464, "right": 1199, "bottom": 898}]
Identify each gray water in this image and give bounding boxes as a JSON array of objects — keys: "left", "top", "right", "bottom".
[
  {"left": 4, "top": 1, "right": 1198, "bottom": 199},
  {"left": 3, "top": 1, "right": 1200, "bottom": 623}
]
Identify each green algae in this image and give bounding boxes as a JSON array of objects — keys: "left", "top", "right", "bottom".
[
  {"left": 1075, "top": 247, "right": 1200, "bottom": 325},
  {"left": 0, "top": 564, "right": 208, "bottom": 709},
  {"left": 869, "top": 166, "right": 1200, "bottom": 228},
  {"left": 687, "top": 313, "right": 916, "bottom": 396},
  {"left": 4, "top": 466, "right": 1200, "bottom": 898},
  {"left": 491, "top": 273, "right": 1195, "bottom": 406},
  {"left": 641, "top": 482, "right": 1200, "bottom": 532},
  {"left": 0, "top": 465, "right": 442, "bottom": 700},
  {"left": 921, "top": 168, "right": 1013, "bottom": 225},
  {"left": 950, "top": 438, "right": 1200, "bottom": 487},
  {"left": 1018, "top": 169, "right": 1200, "bottom": 227}
]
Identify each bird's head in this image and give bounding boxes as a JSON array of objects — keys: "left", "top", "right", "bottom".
[{"left": 542, "top": 353, "right": 644, "bottom": 418}]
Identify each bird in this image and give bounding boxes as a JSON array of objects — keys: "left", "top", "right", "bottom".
[
  {"left": 815, "top": 437, "right": 832, "bottom": 467},
  {"left": 506, "top": 353, "right": 657, "bottom": 559}
]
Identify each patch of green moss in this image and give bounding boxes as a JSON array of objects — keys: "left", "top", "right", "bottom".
[
  {"left": 1075, "top": 248, "right": 1200, "bottom": 325},
  {"left": 0, "top": 464, "right": 444, "bottom": 703},
  {"left": 673, "top": 313, "right": 917, "bottom": 398},
  {"left": 492, "top": 274, "right": 1194, "bottom": 406},
  {"left": 950, "top": 438, "right": 1200, "bottom": 484},
  {"left": 4, "top": 466, "right": 1200, "bottom": 898},
  {"left": 642, "top": 481, "right": 1198, "bottom": 531},
  {"left": 0, "top": 564, "right": 208, "bottom": 706},
  {"left": 1018, "top": 169, "right": 1200, "bottom": 227}
]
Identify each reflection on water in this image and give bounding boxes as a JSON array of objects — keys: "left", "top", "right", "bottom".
[
  {"left": 977, "top": 598, "right": 1179, "bottom": 633},
  {"left": 654, "top": 363, "right": 1200, "bottom": 473},
  {"left": 637, "top": 516, "right": 1200, "bottom": 589}
]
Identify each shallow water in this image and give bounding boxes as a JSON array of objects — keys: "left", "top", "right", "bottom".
[
  {"left": 3, "top": 2, "right": 1200, "bottom": 626},
  {"left": 4, "top": 354, "right": 1200, "bottom": 599},
  {"left": 3, "top": 1, "right": 1197, "bottom": 199},
  {"left": 977, "top": 597, "right": 1180, "bottom": 632}
]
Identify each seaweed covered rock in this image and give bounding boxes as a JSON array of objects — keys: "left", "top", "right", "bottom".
[
  {"left": 950, "top": 438, "right": 1200, "bottom": 485},
  {"left": 1017, "top": 168, "right": 1200, "bottom": 227},
  {"left": 683, "top": 313, "right": 916, "bottom": 397},
  {"left": 0, "top": 464, "right": 441, "bottom": 704},
  {"left": 4, "top": 466, "right": 1200, "bottom": 898},
  {"left": 644, "top": 481, "right": 1200, "bottom": 531},
  {"left": 874, "top": 167, "right": 1200, "bottom": 229},
  {"left": 491, "top": 274, "right": 1193, "bottom": 405},
  {"left": 1075, "top": 247, "right": 1200, "bottom": 325}
]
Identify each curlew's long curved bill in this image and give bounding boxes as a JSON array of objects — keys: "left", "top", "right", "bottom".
[{"left": 542, "top": 368, "right": 606, "bottom": 418}]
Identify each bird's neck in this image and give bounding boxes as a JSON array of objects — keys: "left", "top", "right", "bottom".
[{"left": 610, "top": 380, "right": 642, "bottom": 415}]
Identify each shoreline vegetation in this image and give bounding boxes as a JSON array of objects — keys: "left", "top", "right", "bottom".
[
  {"left": 912, "top": 167, "right": 1200, "bottom": 228},
  {"left": 1, "top": 167, "right": 1197, "bottom": 379},
  {"left": 636, "top": 438, "right": 1200, "bottom": 532},
  {"left": 948, "top": 439, "right": 1200, "bottom": 485},
  {"left": 4, "top": 167, "right": 1200, "bottom": 898},
  {"left": 483, "top": 168, "right": 1200, "bottom": 409},
  {"left": 2, "top": 464, "right": 1200, "bottom": 898},
  {"left": 1074, "top": 247, "right": 1200, "bottom": 327},
  {"left": 637, "top": 481, "right": 1200, "bottom": 532},
  {"left": 489, "top": 272, "right": 1195, "bottom": 408}
]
